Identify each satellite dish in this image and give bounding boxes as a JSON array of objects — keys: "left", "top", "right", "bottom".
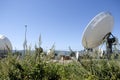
[
  {"left": 82, "top": 12, "right": 114, "bottom": 49},
  {"left": 0, "top": 34, "right": 12, "bottom": 52}
]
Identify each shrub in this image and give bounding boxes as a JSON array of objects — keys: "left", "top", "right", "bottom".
[{"left": 0, "top": 48, "right": 120, "bottom": 80}]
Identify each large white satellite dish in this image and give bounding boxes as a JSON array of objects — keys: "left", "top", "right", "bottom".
[{"left": 82, "top": 12, "right": 114, "bottom": 49}]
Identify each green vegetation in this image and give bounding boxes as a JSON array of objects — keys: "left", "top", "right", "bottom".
[{"left": 0, "top": 48, "right": 120, "bottom": 80}]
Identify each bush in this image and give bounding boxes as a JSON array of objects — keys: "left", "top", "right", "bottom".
[{"left": 0, "top": 50, "right": 120, "bottom": 80}]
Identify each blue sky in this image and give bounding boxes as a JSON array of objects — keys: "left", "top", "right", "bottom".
[{"left": 0, "top": 0, "right": 120, "bottom": 50}]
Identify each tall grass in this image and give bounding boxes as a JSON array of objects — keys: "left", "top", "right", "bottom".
[{"left": 0, "top": 39, "right": 120, "bottom": 80}]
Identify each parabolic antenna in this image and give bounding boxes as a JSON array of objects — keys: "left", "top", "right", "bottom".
[
  {"left": 0, "top": 34, "right": 12, "bottom": 51},
  {"left": 82, "top": 12, "right": 114, "bottom": 49}
]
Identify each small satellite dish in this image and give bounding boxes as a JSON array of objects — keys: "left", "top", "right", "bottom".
[
  {"left": 82, "top": 12, "right": 114, "bottom": 49},
  {"left": 0, "top": 35, "right": 12, "bottom": 51}
]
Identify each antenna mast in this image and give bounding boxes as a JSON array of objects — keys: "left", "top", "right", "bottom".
[{"left": 23, "top": 25, "right": 27, "bottom": 54}]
